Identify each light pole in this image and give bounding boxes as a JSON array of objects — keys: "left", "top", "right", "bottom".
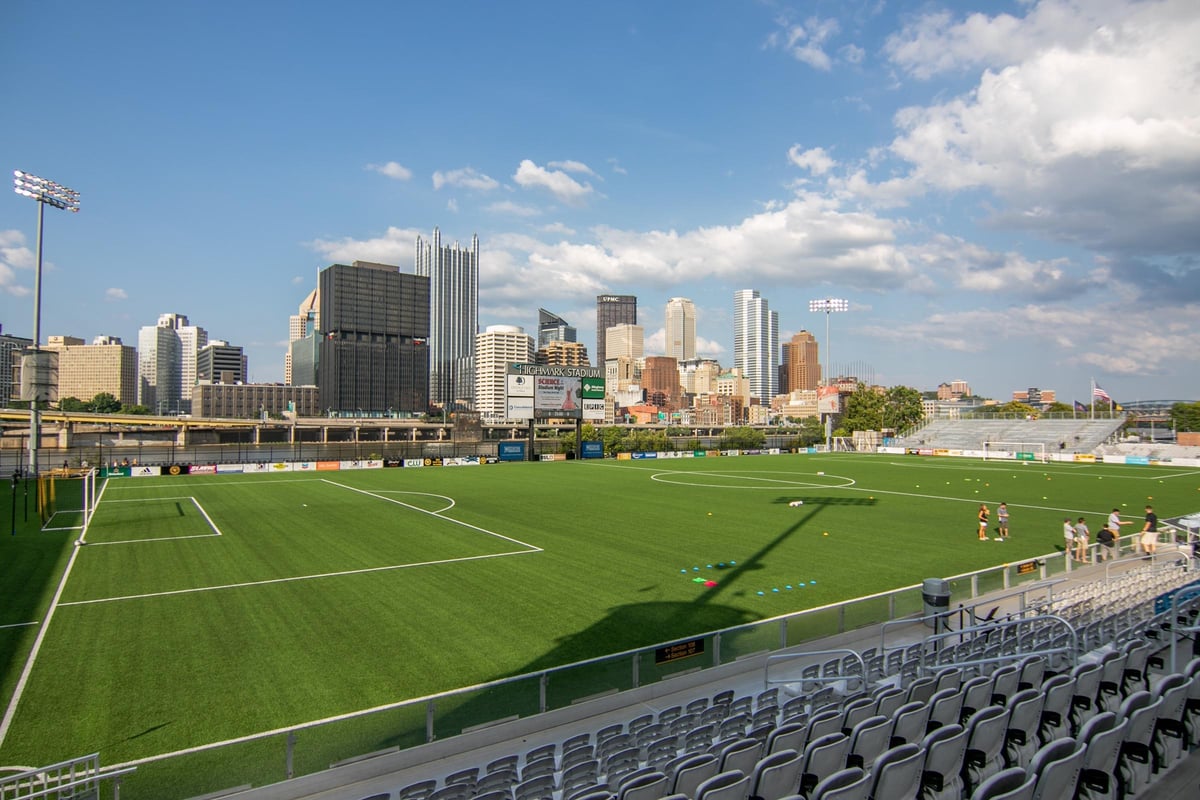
[
  {"left": 809, "top": 298, "right": 849, "bottom": 451},
  {"left": 13, "top": 170, "right": 80, "bottom": 480}
]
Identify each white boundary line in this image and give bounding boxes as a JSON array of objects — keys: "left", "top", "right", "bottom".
[
  {"left": 320, "top": 479, "right": 544, "bottom": 551},
  {"left": 0, "top": 476, "right": 115, "bottom": 748},
  {"left": 0, "top": 621, "right": 39, "bottom": 631},
  {"left": 85, "top": 497, "right": 223, "bottom": 546},
  {"left": 57, "top": 550, "right": 538, "bottom": 608}
]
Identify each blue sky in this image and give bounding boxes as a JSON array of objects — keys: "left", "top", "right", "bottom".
[{"left": 2, "top": 0, "right": 1198, "bottom": 402}]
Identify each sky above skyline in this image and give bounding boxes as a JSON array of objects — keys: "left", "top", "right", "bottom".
[{"left": 2, "top": 0, "right": 1198, "bottom": 403}]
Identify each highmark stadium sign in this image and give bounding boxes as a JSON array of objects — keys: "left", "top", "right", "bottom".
[{"left": 506, "top": 363, "right": 605, "bottom": 421}]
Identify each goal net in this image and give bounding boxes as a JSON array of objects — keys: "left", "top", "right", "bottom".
[{"left": 982, "top": 442, "right": 1047, "bottom": 463}]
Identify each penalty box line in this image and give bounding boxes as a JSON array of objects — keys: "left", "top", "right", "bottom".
[
  {"left": 84, "top": 496, "right": 223, "bottom": 546},
  {"left": 57, "top": 550, "right": 539, "bottom": 609},
  {"left": 320, "top": 478, "right": 544, "bottom": 553}
]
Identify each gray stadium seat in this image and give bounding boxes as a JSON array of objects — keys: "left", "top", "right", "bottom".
[
  {"left": 1070, "top": 662, "right": 1103, "bottom": 735},
  {"left": 748, "top": 748, "right": 803, "bottom": 800},
  {"left": 1076, "top": 711, "right": 1126, "bottom": 800},
  {"left": 1028, "top": 737, "right": 1085, "bottom": 800},
  {"left": 962, "top": 705, "right": 1010, "bottom": 796},
  {"left": 1038, "top": 674, "right": 1074, "bottom": 745},
  {"left": 671, "top": 753, "right": 721, "bottom": 799},
  {"left": 804, "top": 708, "right": 843, "bottom": 744},
  {"left": 889, "top": 701, "right": 931, "bottom": 747},
  {"left": 695, "top": 769, "right": 750, "bottom": 800},
  {"left": 867, "top": 743, "right": 924, "bottom": 800},
  {"left": 718, "top": 738, "right": 763, "bottom": 776},
  {"left": 1117, "top": 690, "right": 1162, "bottom": 796},
  {"left": 798, "top": 732, "right": 851, "bottom": 797},
  {"left": 766, "top": 721, "right": 807, "bottom": 756},
  {"left": 809, "top": 767, "right": 869, "bottom": 800},
  {"left": 906, "top": 675, "right": 938, "bottom": 706},
  {"left": 1002, "top": 689, "right": 1044, "bottom": 770},
  {"left": 968, "top": 766, "right": 1035, "bottom": 800},
  {"left": 960, "top": 676, "right": 994, "bottom": 723},
  {"left": 616, "top": 770, "right": 668, "bottom": 800},
  {"left": 1095, "top": 650, "right": 1128, "bottom": 714},
  {"left": 1121, "top": 641, "right": 1151, "bottom": 695},
  {"left": 845, "top": 715, "right": 891, "bottom": 773},
  {"left": 871, "top": 685, "right": 906, "bottom": 719},
  {"left": 1015, "top": 656, "right": 1045, "bottom": 692},
  {"left": 395, "top": 780, "right": 436, "bottom": 800},
  {"left": 513, "top": 774, "right": 555, "bottom": 800},
  {"left": 1153, "top": 672, "right": 1189, "bottom": 769},
  {"left": 920, "top": 723, "right": 968, "bottom": 800},
  {"left": 989, "top": 664, "right": 1020, "bottom": 707},
  {"left": 927, "top": 687, "right": 965, "bottom": 734},
  {"left": 839, "top": 696, "right": 875, "bottom": 736}
]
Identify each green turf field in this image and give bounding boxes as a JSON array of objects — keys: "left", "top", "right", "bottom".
[{"left": 1, "top": 453, "right": 1198, "bottom": 797}]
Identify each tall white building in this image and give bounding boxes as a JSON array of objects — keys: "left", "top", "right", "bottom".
[
  {"left": 286, "top": 287, "right": 320, "bottom": 385},
  {"left": 416, "top": 228, "right": 479, "bottom": 411},
  {"left": 664, "top": 297, "right": 696, "bottom": 361},
  {"left": 733, "top": 290, "right": 778, "bottom": 403},
  {"left": 474, "top": 325, "right": 534, "bottom": 422},
  {"left": 137, "top": 313, "right": 207, "bottom": 414},
  {"left": 605, "top": 323, "right": 644, "bottom": 362}
]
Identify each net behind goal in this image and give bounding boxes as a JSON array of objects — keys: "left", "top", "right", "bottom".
[{"left": 982, "top": 442, "right": 1048, "bottom": 462}]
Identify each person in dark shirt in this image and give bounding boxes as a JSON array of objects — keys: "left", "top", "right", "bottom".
[{"left": 1141, "top": 505, "right": 1159, "bottom": 558}]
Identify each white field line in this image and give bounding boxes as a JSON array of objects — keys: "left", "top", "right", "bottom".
[
  {"left": 85, "top": 497, "right": 222, "bottom": 546},
  {"left": 57, "top": 550, "right": 538, "bottom": 608},
  {"left": 0, "top": 476, "right": 115, "bottom": 748},
  {"left": 320, "top": 479, "right": 545, "bottom": 552},
  {"left": 0, "top": 621, "right": 39, "bottom": 631},
  {"left": 103, "top": 477, "right": 321, "bottom": 490}
]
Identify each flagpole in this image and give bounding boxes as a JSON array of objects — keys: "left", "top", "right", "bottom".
[{"left": 1090, "top": 378, "right": 1094, "bottom": 420}]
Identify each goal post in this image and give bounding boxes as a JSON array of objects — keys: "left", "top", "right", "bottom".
[{"left": 982, "top": 442, "right": 1047, "bottom": 463}]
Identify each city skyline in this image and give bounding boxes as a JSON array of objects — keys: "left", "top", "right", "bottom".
[{"left": 2, "top": 1, "right": 1198, "bottom": 402}]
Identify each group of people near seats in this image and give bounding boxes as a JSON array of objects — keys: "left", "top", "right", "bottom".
[{"left": 974, "top": 501, "right": 1162, "bottom": 563}]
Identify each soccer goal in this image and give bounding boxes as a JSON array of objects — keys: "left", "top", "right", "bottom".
[{"left": 982, "top": 442, "right": 1047, "bottom": 463}]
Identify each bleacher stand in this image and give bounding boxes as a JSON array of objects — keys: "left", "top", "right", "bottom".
[
  {"left": 216, "top": 555, "right": 1200, "bottom": 800},
  {"left": 891, "top": 418, "right": 1126, "bottom": 453}
]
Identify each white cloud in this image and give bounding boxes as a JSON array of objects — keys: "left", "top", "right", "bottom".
[
  {"left": 547, "top": 159, "right": 597, "bottom": 176},
  {"left": 307, "top": 226, "right": 425, "bottom": 266},
  {"left": 432, "top": 167, "right": 499, "bottom": 192},
  {"left": 365, "top": 161, "right": 413, "bottom": 181},
  {"left": 487, "top": 200, "right": 541, "bottom": 217},
  {"left": 541, "top": 222, "right": 576, "bottom": 236},
  {"left": 833, "top": 0, "right": 1200, "bottom": 267},
  {"left": 0, "top": 229, "right": 34, "bottom": 296},
  {"left": 607, "top": 158, "right": 628, "bottom": 175},
  {"left": 766, "top": 16, "right": 841, "bottom": 71},
  {"left": 104, "top": 288, "right": 128, "bottom": 301},
  {"left": 788, "top": 145, "right": 837, "bottom": 175},
  {"left": 291, "top": 275, "right": 305, "bottom": 285},
  {"left": 513, "top": 159, "right": 596, "bottom": 205},
  {"left": 840, "top": 44, "right": 865, "bottom": 65},
  {"left": 447, "top": 198, "right": 459, "bottom": 214}
]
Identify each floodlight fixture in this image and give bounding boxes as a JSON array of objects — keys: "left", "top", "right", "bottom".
[
  {"left": 809, "top": 297, "right": 850, "bottom": 452},
  {"left": 12, "top": 169, "right": 80, "bottom": 478}
]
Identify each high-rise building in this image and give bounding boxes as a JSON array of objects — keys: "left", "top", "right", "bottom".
[
  {"left": 317, "top": 261, "right": 430, "bottom": 416},
  {"left": 642, "top": 356, "right": 680, "bottom": 408},
  {"left": 45, "top": 335, "right": 137, "bottom": 406},
  {"left": 197, "top": 341, "right": 247, "bottom": 384},
  {"left": 605, "top": 323, "right": 644, "bottom": 362},
  {"left": 733, "top": 290, "right": 779, "bottom": 402},
  {"left": 286, "top": 287, "right": 320, "bottom": 384},
  {"left": 782, "top": 330, "right": 820, "bottom": 394},
  {"left": 536, "top": 340, "right": 589, "bottom": 367},
  {"left": 679, "top": 358, "right": 722, "bottom": 396},
  {"left": 0, "top": 328, "right": 33, "bottom": 404},
  {"left": 537, "top": 308, "right": 577, "bottom": 350},
  {"left": 137, "top": 313, "right": 207, "bottom": 414},
  {"left": 664, "top": 297, "right": 696, "bottom": 361},
  {"left": 475, "top": 324, "right": 535, "bottom": 422},
  {"left": 416, "top": 228, "right": 479, "bottom": 411},
  {"left": 138, "top": 321, "right": 181, "bottom": 414},
  {"left": 596, "top": 294, "right": 636, "bottom": 367}
]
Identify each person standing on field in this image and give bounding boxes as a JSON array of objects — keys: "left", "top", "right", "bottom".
[
  {"left": 1141, "top": 505, "right": 1159, "bottom": 558},
  {"left": 1075, "top": 517, "right": 1091, "bottom": 563},
  {"left": 996, "top": 502, "right": 1009, "bottom": 541},
  {"left": 978, "top": 504, "right": 990, "bottom": 541}
]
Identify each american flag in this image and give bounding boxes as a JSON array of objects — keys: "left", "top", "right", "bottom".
[
  {"left": 1074, "top": 400, "right": 1088, "bottom": 413},
  {"left": 1093, "top": 384, "right": 1112, "bottom": 403}
]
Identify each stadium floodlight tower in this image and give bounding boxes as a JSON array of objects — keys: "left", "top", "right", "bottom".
[
  {"left": 13, "top": 170, "right": 80, "bottom": 480},
  {"left": 809, "top": 297, "right": 849, "bottom": 451}
]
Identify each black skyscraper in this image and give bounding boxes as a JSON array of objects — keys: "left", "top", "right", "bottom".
[
  {"left": 595, "top": 294, "right": 637, "bottom": 366},
  {"left": 316, "top": 261, "right": 430, "bottom": 415}
]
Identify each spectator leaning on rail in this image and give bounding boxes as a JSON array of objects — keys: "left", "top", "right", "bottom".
[{"left": 1141, "top": 505, "right": 1158, "bottom": 559}]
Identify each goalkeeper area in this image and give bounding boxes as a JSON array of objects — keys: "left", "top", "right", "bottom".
[{"left": 1, "top": 453, "right": 1198, "bottom": 798}]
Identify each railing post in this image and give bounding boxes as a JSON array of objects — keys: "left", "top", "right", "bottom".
[
  {"left": 713, "top": 632, "right": 721, "bottom": 666},
  {"left": 632, "top": 653, "right": 640, "bottom": 689},
  {"left": 889, "top": 594, "right": 896, "bottom": 621},
  {"left": 1003, "top": 567, "right": 1010, "bottom": 590},
  {"left": 780, "top": 619, "right": 787, "bottom": 650},
  {"left": 539, "top": 673, "right": 547, "bottom": 713},
  {"left": 426, "top": 700, "right": 435, "bottom": 743},
  {"left": 971, "top": 574, "right": 979, "bottom": 598},
  {"left": 838, "top": 605, "right": 845, "bottom": 633},
  {"left": 286, "top": 731, "right": 295, "bottom": 779}
]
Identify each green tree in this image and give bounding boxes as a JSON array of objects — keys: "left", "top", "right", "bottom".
[
  {"left": 90, "top": 392, "right": 122, "bottom": 413},
  {"left": 58, "top": 396, "right": 88, "bottom": 412},
  {"left": 840, "top": 382, "right": 885, "bottom": 432},
  {"left": 719, "top": 426, "right": 766, "bottom": 449},
  {"left": 1171, "top": 401, "right": 1200, "bottom": 432},
  {"left": 791, "top": 416, "right": 825, "bottom": 448},
  {"left": 991, "top": 401, "right": 1039, "bottom": 416},
  {"left": 119, "top": 404, "right": 152, "bottom": 415},
  {"left": 1043, "top": 401, "right": 1074, "bottom": 415},
  {"left": 882, "top": 386, "right": 924, "bottom": 431}
]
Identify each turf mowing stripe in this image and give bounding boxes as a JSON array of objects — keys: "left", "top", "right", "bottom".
[
  {"left": 0, "top": 475, "right": 117, "bottom": 748},
  {"left": 55, "top": 549, "right": 540, "bottom": 608},
  {"left": 320, "top": 478, "right": 545, "bottom": 551}
]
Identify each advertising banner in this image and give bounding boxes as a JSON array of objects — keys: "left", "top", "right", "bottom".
[
  {"left": 316, "top": 461, "right": 341, "bottom": 471},
  {"left": 535, "top": 375, "right": 580, "bottom": 414},
  {"left": 581, "top": 441, "right": 604, "bottom": 459},
  {"left": 498, "top": 442, "right": 526, "bottom": 462},
  {"left": 506, "top": 397, "right": 534, "bottom": 419},
  {"left": 404, "top": 458, "right": 425, "bottom": 468},
  {"left": 817, "top": 385, "right": 841, "bottom": 415},
  {"left": 132, "top": 466, "right": 161, "bottom": 477},
  {"left": 216, "top": 464, "right": 245, "bottom": 473},
  {"left": 506, "top": 372, "right": 535, "bottom": 397},
  {"left": 190, "top": 464, "right": 217, "bottom": 475},
  {"left": 582, "top": 399, "right": 605, "bottom": 420}
]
